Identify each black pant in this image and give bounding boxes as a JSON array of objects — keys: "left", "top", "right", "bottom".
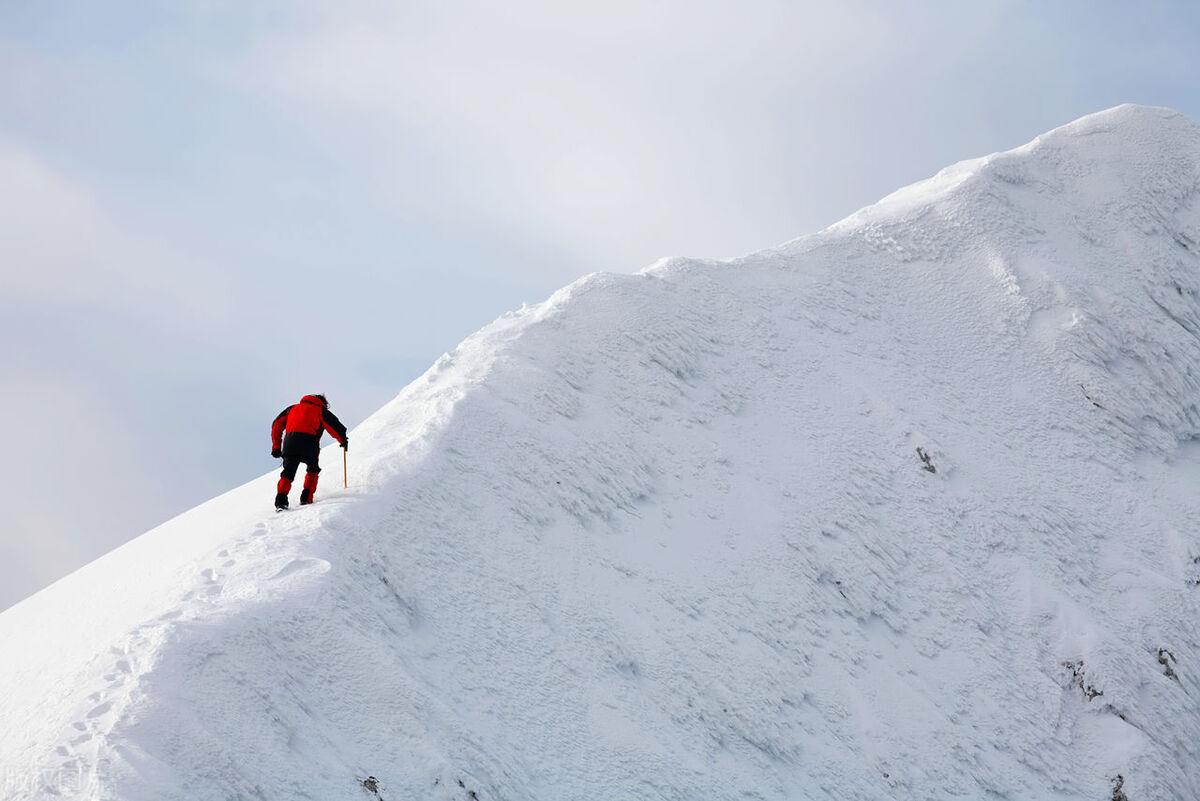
[{"left": 281, "top": 432, "right": 321, "bottom": 480}]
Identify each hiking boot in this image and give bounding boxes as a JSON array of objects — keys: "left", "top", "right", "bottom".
[
  {"left": 274, "top": 492, "right": 289, "bottom": 510},
  {"left": 299, "top": 490, "right": 313, "bottom": 506}
]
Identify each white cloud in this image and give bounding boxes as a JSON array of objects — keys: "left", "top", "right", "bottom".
[
  {"left": 0, "top": 370, "right": 153, "bottom": 609},
  {"left": 218, "top": 1, "right": 934, "bottom": 269},
  {"left": 0, "top": 141, "right": 245, "bottom": 609},
  {"left": 0, "top": 140, "right": 231, "bottom": 326}
]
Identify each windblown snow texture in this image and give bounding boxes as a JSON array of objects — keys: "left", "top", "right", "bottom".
[{"left": 4, "top": 104, "right": 1200, "bottom": 800}]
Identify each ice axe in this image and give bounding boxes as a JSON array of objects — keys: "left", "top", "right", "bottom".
[{"left": 343, "top": 445, "right": 348, "bottom": 489}]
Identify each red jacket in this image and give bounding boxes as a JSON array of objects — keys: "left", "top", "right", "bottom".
[{"left": 271, "top": 395, "right": 347, "bottom": 451}]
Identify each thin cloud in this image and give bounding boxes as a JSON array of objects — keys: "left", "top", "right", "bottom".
[
  {"left": 0, "top": 139, "right": 231, "bottom": 325},
  {"left": 217, "top": 2, "right": 920, "bottom": 268}
]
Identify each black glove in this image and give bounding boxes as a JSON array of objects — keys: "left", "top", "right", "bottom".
[
  {"left": 341, "top": 438, "right": 349, "bottom": 451},
  {"left": 271, "top": 448, "right": 282, "bottom": 458}
]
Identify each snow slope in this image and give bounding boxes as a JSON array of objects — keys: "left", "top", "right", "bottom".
[{"left": 4, "top": 104, "right": 1200, "bottom": 800}]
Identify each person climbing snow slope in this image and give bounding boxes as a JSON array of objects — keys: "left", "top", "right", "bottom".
[{"left": 270, "top": 393, "right": 348, "bottom": 510}]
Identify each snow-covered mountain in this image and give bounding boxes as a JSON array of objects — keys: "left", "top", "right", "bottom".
[{"left": 5, "top": 104, "right": 1200, "bottom": 801}]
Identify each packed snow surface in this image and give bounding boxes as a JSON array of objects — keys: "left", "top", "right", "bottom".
[{"left": 4, "top": 105, "right": 1200, "bottom": 800}]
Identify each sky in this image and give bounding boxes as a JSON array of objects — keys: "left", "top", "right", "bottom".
[{"left": 2, "top": 0, "right": 1200, "bottom": 611}]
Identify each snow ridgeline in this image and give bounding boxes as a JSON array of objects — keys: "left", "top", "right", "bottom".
[{"left": 3, "top": 104, "right": 1200, "bottom": 800}]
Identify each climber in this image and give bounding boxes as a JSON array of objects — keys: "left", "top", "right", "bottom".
[{"left": 270, "top": 393, "right": 348, "bottom": 510}]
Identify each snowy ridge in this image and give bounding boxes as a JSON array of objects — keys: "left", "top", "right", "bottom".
[{"left": 4, "top": 104, "right": 1200, "bottom": 800}]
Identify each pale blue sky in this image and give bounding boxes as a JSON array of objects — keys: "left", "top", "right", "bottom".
[{"left": 3, "top": 0, "right": 1199, "bottom": 609}]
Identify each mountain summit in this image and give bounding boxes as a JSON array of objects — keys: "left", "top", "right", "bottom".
[{"left": 4, "top": 105, "right": 1200, "bottom": 801}]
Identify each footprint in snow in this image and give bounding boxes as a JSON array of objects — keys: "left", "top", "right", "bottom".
[
  {"left": 271, "top": 558, "right": 332, "bottom": 581},
  {"left": 86, "top": 701, "right": 112, "bottom": 719}
]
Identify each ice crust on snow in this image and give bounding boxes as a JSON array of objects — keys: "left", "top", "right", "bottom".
[{"left": 4, "top": 104, "right": 1200, "bottom": 800}]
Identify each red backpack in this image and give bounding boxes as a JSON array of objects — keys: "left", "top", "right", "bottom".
[{"left": 285, "top": 395, "right": 326, "bottom": 436}]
